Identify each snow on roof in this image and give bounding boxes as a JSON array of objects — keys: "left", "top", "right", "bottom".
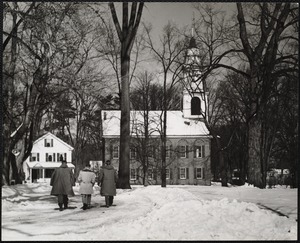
[
  {"left": 102, "top": 110, "right": 210, "bottom": 138},
  {"left": 26, "top": 161, "right": 75, "bottom": 169},
  {"left": 34, "top": 132, "right": 74, "bottom": 150}
]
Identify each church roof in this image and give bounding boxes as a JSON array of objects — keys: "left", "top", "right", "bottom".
[{"left": 102, "top": 110, "right": 210, "bottom": 138}]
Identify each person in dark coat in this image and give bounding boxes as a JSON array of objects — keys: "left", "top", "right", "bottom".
[
  {"left": 50, "top": 160, "right": 75, "bottom": 211},
  {"left": 78, "top": 163, "right": 96, "bottom": 210},
  {"left": 98, "top": 160, "right": 118, "bottom": 207}
]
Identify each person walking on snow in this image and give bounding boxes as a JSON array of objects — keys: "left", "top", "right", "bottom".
[
  {"left": 98, "top": 160, "right": 118, "bottom": 207},
  {"left": 78, "top": 163, "right": 96, "bottom": 210},
  {"left": 50, "top": 159, "right": 75, "bottom": 211}
]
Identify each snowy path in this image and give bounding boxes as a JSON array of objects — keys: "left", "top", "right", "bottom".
[{"left": 1, "top": 183, "right": 297, "bottom": 241}]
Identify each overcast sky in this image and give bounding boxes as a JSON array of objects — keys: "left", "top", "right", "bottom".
[
  {"left": 106, "top": 2, "right": 238, "bottom": 89},
  {"left": 141, "top": 2, "right": 236, "bottom": 33},
  {"left": 142, "top": 2, "right": 195, "bottom": 32}
]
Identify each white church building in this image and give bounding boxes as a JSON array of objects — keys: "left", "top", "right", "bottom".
[{"left": 102, "top": 37, "right": 212, "bottom": 185}]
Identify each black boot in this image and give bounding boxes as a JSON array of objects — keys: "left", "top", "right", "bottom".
[
  {"left": 82, "top": 203, "right": 87, "bottom": 210},
  {"left": 109, "top": 196, "right": 114, "bottom": 206},
  {"left": 63, "top": 195, "right": 68, "bottom": 209},
  {"left": 58, "top": 203, "right": 63, "bottom": 211},
  {"left": 105, "top": 196, "right": 110, "bottom": 207}
]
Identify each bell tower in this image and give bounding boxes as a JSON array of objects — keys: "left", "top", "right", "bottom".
[{"left": 182, "top": 35, "right": 207, "bottom": 120}]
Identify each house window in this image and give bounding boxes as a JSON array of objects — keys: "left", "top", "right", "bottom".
[
  {"left": 130, "top": 168, "right": 137, "bottom": 180},
  {"left": 191, "top": 97, "right": 201, "bottom": 115},
  {"left": 148, "top": 168, "right": 153, "bottom": 180},
  {"left": 44, "top": 139, "right": 53, "bottom": 147},
  {"left": 57, "top": 153, "right": 67, "bottom": 162},
  {"left": 195, "top": 167, "right": 202, "bottom": 179},
  {"left": 179, "top": 146, "right": 187, "bottom": 158},
  {"left": 130, "top": 148, "right": 137, "bottom": 159},
  {"left": 113, "top": 146, "right": 119, "bottom": 159},
  {"left": 30, "top": 153, "right": 39, "bottom": 162},
  {"left": 166, "top": 168, "right": 170, "bottom": 179},
  {"left": 194, "top": 145, "right": 205, "bottom": 158},
  {"left": 179, "top": 167, "right": 188, "bottom": 179},
  {"left": 46, "top": 153, "right": 56, "bottom": 162}
]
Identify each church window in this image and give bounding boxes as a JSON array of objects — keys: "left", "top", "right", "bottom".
[
  {"left": 194, "top": 167, "right": 203, "bottom": 179},
  {"left": 113, "top": 146, "right": 119, "bottom": 159},
  {"left": 194, "top": 145, "right": 205, "bottom": 158},
  {"left": 130, "top": 168, "right": 137, "bottom": 180},
  {"left": 130, "top": 147, "right": 137, "bottom": 159},
  {"left": 179, "top": 146, "right": 187, "bottom": 158},
  {"left": 166, "top": 168, "right": 170, "bottom": 179}
]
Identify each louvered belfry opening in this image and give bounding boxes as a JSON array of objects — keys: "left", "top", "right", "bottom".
[{"left": 191, "top": 97, "right": 201, "bottom": 115}]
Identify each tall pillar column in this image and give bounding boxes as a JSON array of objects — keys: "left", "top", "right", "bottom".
[{"left": 43, "top": 169, "right": 45, "bottom": 182}]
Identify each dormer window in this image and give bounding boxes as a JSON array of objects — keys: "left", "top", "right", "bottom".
[{"left": 44, "top": 139, "right": 53, "bottom": 147}]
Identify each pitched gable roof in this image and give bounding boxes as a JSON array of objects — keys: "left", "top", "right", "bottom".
[
  {"left": 102, "top": 110, "right": 210, "bottom": 138},
  {"left": 34, "top": 132, "right": 74, "bottom": 150}
]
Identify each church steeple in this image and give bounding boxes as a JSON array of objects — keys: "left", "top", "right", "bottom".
[{"left": 182, "top": 26, "right": 208, "bottom": 120}]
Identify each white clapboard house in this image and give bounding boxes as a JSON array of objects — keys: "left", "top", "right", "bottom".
[{"left": 23, "top": 132, "right": 74, "bottom": 183}]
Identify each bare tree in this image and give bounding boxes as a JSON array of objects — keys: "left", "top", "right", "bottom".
[
  {"left": 143, "top": 21, "right": 186, "bottom": 187},
  {"left": 109, "top": 2, "right": 144, "bottom": 189},
  {"left": 235, "top": 3, "right": 298, "bottom": 188},
  {"left": 2, "top": 2, "right": 103, "bottom": 185},
  {"left": 188, "top": 3, "right": 298, "bottom": 188},
  {"left": 213, "top": 70, "right": 251, "bottom": 184},
  {"left": 132, "top": 72, "right": 152, "bottom": 186}
]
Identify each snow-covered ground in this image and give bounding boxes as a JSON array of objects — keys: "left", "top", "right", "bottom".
[{"left": 1, "top": 182, "right": 297, "bottom": 241}]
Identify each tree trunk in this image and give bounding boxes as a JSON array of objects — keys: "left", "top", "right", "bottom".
[
  {"left": 239, "top": 159, "right": 247, "bottom": 185},
  {"left": 143, "top": 169, "right": 148, "bottom": 186},
  {"left": 117, "top": 52, "right": 131, "bottom": 189},
  {"left": 216, "top": 137, "right": 227, "bottom": 187},
  {"left": 161, "top": 70, "right": 168, "bottom": 188},
  {"left": 247, "top": 116, "right": 264, "bottom": 188},
  {"left": 109, "top": 2, "right": 144, "bottom": 189},
  {"left": 161, "top": 109, "right": 167, "bottom": 187},
  {"left": 3, "top": 2, "right": 18, "bottom": 185}
]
